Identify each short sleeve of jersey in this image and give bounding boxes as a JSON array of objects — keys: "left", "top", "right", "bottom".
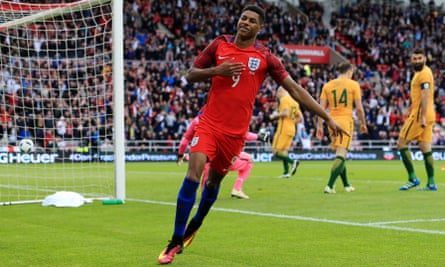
[
  {"left": 193, "top": 36, "right": 227, "bottom": 68},
  {"left": 297, "top": 102, "right": 302, "bottom": 118},
  {"left": 266, "top": 53, "right": 289, "bottom": 84},
  {"left": 420, "top": 83, "right": 430, "bottom": 90},
  {"left": 420, "top": 76, "right": 431, "bottom": 90},
  {"left": 320, "top": 85, "right": 327, "bottom": 100},
  {"left": 352, "top": 81, "right": 362, "bottom": 100},
  {"left": 418, "top": 68, "right": 434, "bottom": 90},
  {"left": 279, "top": 96, "right": 291, "bottom": 113}
]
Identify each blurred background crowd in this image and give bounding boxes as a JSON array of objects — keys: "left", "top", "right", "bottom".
[
  {"left": 1, "top": 0, "right": 445, "bottom": 152},
  {"left": 121, "top": 0, "right": 445, "bottom": 149}
]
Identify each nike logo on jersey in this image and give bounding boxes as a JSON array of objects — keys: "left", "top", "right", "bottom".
[{"left": 218, "top": 55, "right": 231, "bottom": 60}]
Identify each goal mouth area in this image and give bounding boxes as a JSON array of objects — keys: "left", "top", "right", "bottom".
[{"left": 0, "top": 0, "right": 123, "bottom": 205}]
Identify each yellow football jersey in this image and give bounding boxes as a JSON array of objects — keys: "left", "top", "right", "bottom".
[
  {"left": 409, "top": 65, "right": 435, "bottom": 122},
  {"left": 276, "top": 94, "right": 301, "bottom": 136},
  {"left": 320, "top": 78, "right": 362, "bottom": 119}
]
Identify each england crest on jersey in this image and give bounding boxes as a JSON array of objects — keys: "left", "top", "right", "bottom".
[
  {"left": 248, "top": 57, "right": 261, "bottom": 72},
  {"left": 190, "top": 136, "right": 199, "bottom": 147}
]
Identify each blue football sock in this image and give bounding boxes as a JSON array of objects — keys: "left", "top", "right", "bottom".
[
  {"left": 173, "top": 178, "right": 199, "bottom": 238},
  {"left": 192, "top": 184, "right": 220, "bottom": 224}
]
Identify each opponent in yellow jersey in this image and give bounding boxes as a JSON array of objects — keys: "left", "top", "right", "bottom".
[
  {"left": 270, "top": 87, "right": 301, "bottom": 178},
  {"left": 317, "top": 62, "right": 367, "bottom": 193},
  {"left": 398, "top": 48, "right": 437, "bottom": 191}
]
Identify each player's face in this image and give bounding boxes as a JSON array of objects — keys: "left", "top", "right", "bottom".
[
  {"left": 411, "top": 53, "right": 426, "bottom": 72},
  {"left": 237, "top": 10, "right": 262, "bottom": 40}
]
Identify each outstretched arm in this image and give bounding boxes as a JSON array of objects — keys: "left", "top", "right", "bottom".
[
  {"left": 245, "top": 132, "right": 258, "bottom": 141},
  {"left": 246, "top": 131, "right": 270, "bottom": 143}
]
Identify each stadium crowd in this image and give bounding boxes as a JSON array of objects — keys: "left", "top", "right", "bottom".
[
  {"left": 1, "top": 0, "right": 445, "bottom": 151},
  {"left": 122, "top": 0, "right": 445, "bottom": 148}
]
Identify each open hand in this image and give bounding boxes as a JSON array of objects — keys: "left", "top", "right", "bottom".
[
  {"left": 326, "top": 118, "right": 350, "bottom": 142},
  {"left": 217, "top": 58, "right": 245, "bottom": 76}
]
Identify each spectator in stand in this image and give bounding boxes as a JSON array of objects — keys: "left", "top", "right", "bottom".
[
  {"left": 56, "top": 116, "right": 67, "bottom": 138},
  {"left": 44, "top": 130, "right": 56, "bottom": 151},
  {"left": 5, "top": 0, "right": 445, "bottom": 154},
  {"left": 300, "top": 128, "right": 313, "bottom": 150}
]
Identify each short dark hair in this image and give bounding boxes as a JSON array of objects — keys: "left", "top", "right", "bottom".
[
  {"left": 336, "top": 61, "right": 353, "bottom": 74},
  {"left": 412, "top": 48, "right": 425, "bottom": 55},
  {"left": 242, "top": 5, "right": 265, "bottom": 24}
]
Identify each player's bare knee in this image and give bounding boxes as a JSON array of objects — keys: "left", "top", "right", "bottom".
[
  {"left": 205, "top": 178, "right": 221, "bottom": 189},
  {"left": 186, "top": 169, "right": 202, "bottom": 182},
  {"left": 207, "top": 172, "right": 224, "bottom": 188}
]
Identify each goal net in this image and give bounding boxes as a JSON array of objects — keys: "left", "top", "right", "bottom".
[{"left": 0, "top": 0, "right": 125, "bottom": 205}]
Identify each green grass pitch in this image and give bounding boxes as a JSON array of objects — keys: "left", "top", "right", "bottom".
[{"left": 1, "top": 160, "right": 444, "bottom": 266}]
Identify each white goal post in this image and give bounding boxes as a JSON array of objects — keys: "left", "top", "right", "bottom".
[{"left": 0, "top": 0, "right": 125, "bottom": 205}]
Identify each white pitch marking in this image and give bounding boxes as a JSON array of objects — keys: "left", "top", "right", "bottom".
[
  {"left": 368, "top": 218, "right": 445, "bottom": 225},
  {"left": 128, "top": 198, "right": 445, "bottom": 235}
]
